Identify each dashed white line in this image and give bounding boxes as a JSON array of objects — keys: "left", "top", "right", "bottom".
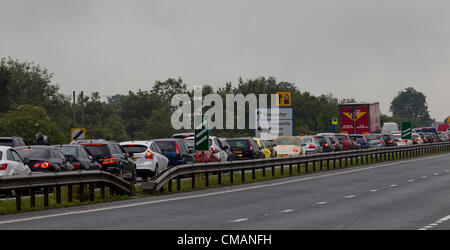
[
  {"left": 370, "top": 189, "right": 378, "bottom": 192},
  {"left": 408, "top": 180, "right": 414, "bottom": 182},
  {"left": 317, "top": 202, "right": 328, "bottom": 205},
  {"left": 232, "top": 218, "right": 248, "bottom": 223},
  {"left": 389, "top": 184, "right": 398, "bottom": 187},
  {"left": 281, "top": 209, "right": 294, "bottom": 213},
  {"left": 421, "top": 176, "right": 427, "bottom": 179},
  {"left": 345, "top": 195, "right": 355, "bottom": 199},
  {"left": 418, "top": 214, "right": 450, "bottom": 230},
  {"left": 434, "top": 173, "right": 439, "bottom": 176}
]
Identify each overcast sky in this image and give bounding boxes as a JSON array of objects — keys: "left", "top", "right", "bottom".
[{"left": 1, "top": 0, "right": 449, "bottom": 120}]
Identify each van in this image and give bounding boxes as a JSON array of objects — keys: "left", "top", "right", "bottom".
[{"left": 381, "top": 122, "right": 399, "bottom": 134}]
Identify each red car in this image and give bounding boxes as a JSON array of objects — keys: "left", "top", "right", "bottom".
[
  {"left": 193, "top": 150, "right": 218, "bottom": 163},
  {"left": 334, "top": 134, "right": 359, "bottom": 151}
]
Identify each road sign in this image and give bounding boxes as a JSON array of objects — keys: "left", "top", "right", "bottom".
[
  {"left": 332, "top": 117, "right": 338, "bottom": 125},
  {"left": 71, "top": 128, "right": 86, "bottom": 141},
  {"left": 401, "top": 122, "right": 412, "bottom": 140},
  {"left": 276, "top": 92, "right": 291, "bottom": 107},
  {"left": 195, "top": 115, "right": 209, "bottom": 151},
  {"left": 255, "top": 107, "right": 293, "bottom": 140}
]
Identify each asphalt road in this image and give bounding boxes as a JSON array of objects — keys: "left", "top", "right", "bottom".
[{"left": 1, "top": 153, "right": 450, "bottom": 230}]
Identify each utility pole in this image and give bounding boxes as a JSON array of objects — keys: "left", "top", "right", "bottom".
[
  {"left": 72, "top": 91, "right": 76, "bottom": 128},
  {"left": 80, "top": 91, "right": 84, "bottom": 128}
]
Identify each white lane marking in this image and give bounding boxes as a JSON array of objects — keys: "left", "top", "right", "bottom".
[
  {"left": 370, "top": 189, "right": 378, "bottom": 192},
  {"left": 1, "top": 153, "right": 449, "bottom": 226},
  {"left": 317, "top": 202, "right": 328, "bottom": 205},
  {"left": 408, "top": 180, "right": 414, "bottom": 182},
  {"left": 418, "top": 214, "right": 450, "bottom": 230},
  {"left": 434, "top": 173, "right": 439, "bottom": 176},
  {"left": 232, "top": 218, "right": 248, "bottom": 223},
  {"left": 421, "top": 176, "right": 427, "bottom": 179},
  {"left": 445, "top": 170, "right": 449, "bottom": 172},
  {"left": 281, "top": 209, "right": 294, "bottom": 213},
  {"left": 345, "top": 195, "right": 355, "bottom": 199},
  {"left": 389, "top": 184, "right": 398, "bottom": 187}
]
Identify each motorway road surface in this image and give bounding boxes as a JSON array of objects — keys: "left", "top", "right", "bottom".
[{"left": 1, "top": 153, "right": 450, "bottom": 230}]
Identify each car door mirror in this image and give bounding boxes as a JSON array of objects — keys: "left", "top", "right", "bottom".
[{"left": 23, "top": 157, "right": 30, "bottom": 165}]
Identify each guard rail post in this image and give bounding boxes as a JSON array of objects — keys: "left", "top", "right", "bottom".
[{"left": 56, "top": 186, "right": 61, "bottom": 204}]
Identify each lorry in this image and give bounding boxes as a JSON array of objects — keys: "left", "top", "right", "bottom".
[
  {"left": 438, "top": 123, "right": 449, "bottom": 133},
  {"left": 339, "top": 102, "right": 381, "bottom": 134}
]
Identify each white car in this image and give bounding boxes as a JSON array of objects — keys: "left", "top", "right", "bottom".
[
  {"left": 273, "top": 136, "right": 304, "bottom": 157},
  {"left": 120, "top": 141, "right": 170, "bottom": 180},
  {"left": 411, "top": 133, "right": 424, "bottom": 144},
  {"left": 390, "top": 133, "right": 412, "bottom": 146},
  {"left": 0, "top": 146, "right": 31, "bottom": 177}
]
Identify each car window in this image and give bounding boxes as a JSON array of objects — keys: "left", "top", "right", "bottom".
[
  {"left": 59, "top": 146, "right": 79, "bottom": 157},
  {"left": 83, "top": 144, "right": 110, "bottom": 158},
  {"left": 55, "top": 149, "right": 66, "bottom": 161},
  {"left": 16, "top": 147, "right": 51, "bottom": 159},
  {"left": 7, "top": 150, "right": 15, "bottom": 161},
  {"left": 227, "top": 139, "right": 250, "bottom": 150},
  {"left": 121, "top": 144, "right": 148, "bottom": 154},
  {"left": 10, "top": 150, "right": 23, "bottom": 162},
  {"left": 0, "top": 139, "right": 13, "bottom": 147}
]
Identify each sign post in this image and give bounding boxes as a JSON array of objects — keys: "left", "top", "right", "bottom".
[
  {"left": 331, "top": 117, "right": 338, "bottom": 133},
  {"left": 401, "top": 121, "right": 412, "bottom": 140},
  {"left": 195, "top": 115, "right": 209, "bottom": 163},
  {"left": 71, "top": 128, "right": 86, "bottom": 142}
]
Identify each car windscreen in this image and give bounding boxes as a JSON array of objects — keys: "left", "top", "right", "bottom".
[
  {"left": 300, "top": 137, "right": 313, "bottom": 144},
  {"left": 184, "top": 139, "right": 194, "bottom": 149},
  {"left": 121, "top": 145, "right": 148, "bottom": 154},
  {"left": 82, "top": 144, "right": 110, "bottom": 158},
  {"left": 58, "top": 146, "right": 79, "bottom": 157},
  {"left": 273, "top": 138, "right": 297, "bottom": 145},
  {"left": 391, "top": 134, "right": 401, "bottom": 140},
  {"left": 0, "top": 139, "right": 13, "bottom": 147},
  {"left": 335, "top": 135, "right": 348, "bottom": 141},
  {"left": 382, "top": 135, "right": 392, "bottom": 141},
  {"left": 227, "top": 140, "right": 250, "bottom": 150},
  {"left": 16, "top": 148, "right": 51, "bottom": 159},
  {"left": 315, "top": 137, "right": 326, "bottom": 145},
  {"left": 366, "top": 134, "right": 381, "bottom": 141},
  {"left": 154, "top": 141, "right": 176, "bottom": 154}
]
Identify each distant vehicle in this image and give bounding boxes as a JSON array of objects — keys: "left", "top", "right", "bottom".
[
  {"left": 74, "top": 140, "right": 137, "bottom": 181},
  {"left": 414, "top": 127, "right": 438, "bottom": 135},
  {"left": 381, "top": 134, "right": 396, "bottom": 147},
  {"left": 314, "top": 135, "right": 334, "bottom": 152},
  {"left": 411, "top": 133, "right": 424, "bottom": 144},
  {"left": 438, "top": 124, "right": 449, "bottom": 133},
  {"left": 192, "top": 150, "right": 218, "bottom": 163},
  {"left": 390, "top": 133, "right": 412, "bottom": 146},
  {"left": 172, "top": 132, "right": 194, "bottom": 139},
  {"left": 184, "top": 136, "right": 228, "bottom": 162},
  {"left": 382, "top": 122, "right": 399, "bottom": 135},
  {"left": 218, "top": 138, "right": 235, "bottom": 161},
  {"left": 365, "top": 134, "right": 386, "bottom": 148},
  {"left": 0, "top": 146, "right": 31, "bottom": 177},
  {"left": 272, "top": 136, "right": 304, "bottom": 157},
  {"left": 339, "top": 102, "right": 381, "bottom": 134},
  {"left": 326, "top": 135, "right": 343, "bottom": 151},
  {"left": 120, "top": 141, "right": 170, "bottom": 179},
  {"left": 298, "top": 136, "right": 322, "bottom": 155},
  {"left": 15, "top": 146, "right": 74, "bottom": 173},
  {"left": 252, "top": 137, "right": 273, "bottom": 158},
  {"left": 226, "top": 137, "right": 265, "bottom": 160},
  {"left": 152, "top": 139, "right": 193, "bottom": 166},
  {"left": 349, "top": 134, "right": 368, "bottom": 149},
  {"left": 0, "top": 137, "right": 28, "bottom": 148},
  {"left": 55, "top": 144, "right": 102, "bottom": 170},
  {"left": 334, "top": 134, "right": 359, "bottom": 151}
]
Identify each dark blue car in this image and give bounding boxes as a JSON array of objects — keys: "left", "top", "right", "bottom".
[
  {"left": 152, "top": 139, "right": 193, "bottom": 166},
  {"left": 349, "top": 134, "right": 368, "bottom": 149}
]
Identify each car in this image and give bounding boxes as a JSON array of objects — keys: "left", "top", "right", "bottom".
[
  {"left": 15, "top": 145, "right": 74, "bottom": 172},
  {"left": 314, "top": 135, "right": 334, "bottom": 152},
  {"left": 411, "top": 133, "right": 424, "bottom": 144},
  {"left": 218, "top": 138, "right": 236, "bottom": 161},
  {"left": 54, "top": 144, "right": 102, "bottom": 170},
  {"left": 349, "top": 134, "right": 368, "bottom": 149},
  {"left": 192, "top": 149, "right": 218, "bottom": 163},
  {"left": 120, "top": 141, "right": 170, "bottom": 179},
  {"left": 184, "top": 136, "right": 228, "bottom": 162},
  {"left": 0, "top": 146, "right": 31, "bottom": 177},
  {"left": 152, "top": 139, "right": 193, "bottom": 166},
  {"left": 226, "top": 137, "right": 265, "bottom": 160},
  {"left": 252, "top": 137, "right": 273, "bottom": 158},
  {"left": 381, "top": 134, "right": 397, "bottom": 147},
  {"left": 73, "top": 139, "right": 137, "bottom": 181},
  {"left": 389, "top": 132, "right": 412, "bottom": 146},
  {"left": 272, "top": 136, "right": 304, "bottom": 157},
  {"left": 327, "top": 135, "right": 343, "bottom": 151},
  {"left": 297, "top": 135, "right": 322, "bottom": 155},
  {"left": 0, "top": 137, "right": 28, "bottom": 147},
  {"left": 365, "top": 134, "right": 386, "bottom": 148},
  {"left": 334, "top": 134, "right": 359, "bottom": 151},
  {"left": 382, "top": 122, "right": 399, "bottom": 134}
]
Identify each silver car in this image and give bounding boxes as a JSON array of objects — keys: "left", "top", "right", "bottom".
[
  {"left": 120, "top": 141, "right": 170, "bottom": 180},
  {"left": 299, "top": 136, "right": 323, "bottom": 155}
]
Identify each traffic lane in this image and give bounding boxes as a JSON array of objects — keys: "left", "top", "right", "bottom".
[
  {"left": 1, "top": 153, "right": 450, "bottom": 229},
  {"left": 230, "top": 167, "right": 450, "bottom": 230}
]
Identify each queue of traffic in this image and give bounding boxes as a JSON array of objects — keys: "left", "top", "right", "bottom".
[{"left": 0, "top": 127, "right": 449, "bottom": 185}]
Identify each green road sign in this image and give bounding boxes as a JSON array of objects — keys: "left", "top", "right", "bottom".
[
  {"left": 401, "top": 121, "right": 412, "bottom": 140},
  {"left": 195, "top": 115, "right": 209, "bottom": 151}
]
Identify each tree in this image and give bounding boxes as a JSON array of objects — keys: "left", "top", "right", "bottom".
[
  {"left": 0, "top": 65, "right": 10, "bottom": 113},
  {"left": 0, "top": 105, "right": 65, "bottom": 144},
  {"left": 390, "top": 87, "right": 432, "bottom": 125}
]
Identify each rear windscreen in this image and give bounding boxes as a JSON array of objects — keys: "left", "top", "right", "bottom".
[
  {"left": 0, "top": 139, "right": 13, "bottom": 147},
  {"left": 184, "top": 139, "right": 194, "bottom": 149},
  {"left": 391, "top": 134, "right": 401, "bottom": 140},
  {"left": 300, "top": 138, "right": 313, "bottom": 144},
  {"left": 382, "top": 135, "right": 391, "bottom": 140},
  {"left": 366, "top": 134, "right": 381, "bottom": 141},
  {"left": 273, "top": 138, "right": 297, "bottom": 145},
  {"left": 58, "top": 146, "right": 79, "bottom": 157},
  {"left": 227, "top": 140, "right": 249, "bottom": 150},
  {"left": 315, "top": 137, "right": 326, "bottom": 145},
  {"left": 154, "top": 141, "right": 176, "bottom": 154},
  {"left": 82, "top": 145, "right": 109, "bottom": 158},
  {"left": 121, "top": 145, "right": 148, "bottom": 154},
  {"left": 16, "top": 148, "right": 51, "bottom": 159},
  {"left": 335, "top": 135, "right": 348, "bottom": 141}
]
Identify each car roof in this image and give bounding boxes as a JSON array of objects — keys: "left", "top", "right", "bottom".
[
  {"left": 0, "top": 146, "right": 12, "bottom": 151},
  {"left": 120, "top": 141, "right": 152, "bottom": 145}
]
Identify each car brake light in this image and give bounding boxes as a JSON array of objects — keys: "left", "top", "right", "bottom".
[
  {"left": 379, "top": 140, "right": 383, "bottom": 143},
  {"left": 309, "top": 144, "right": 315, "bottom": 149},
  {"left": 72, "top": 161, "right": 81, "bottom": 169},
  {"left": 145, "top": 151, "right": 153, "bottom": 159},
  {"left": 211, "top": 147, "right": 216, "bottom": 152},
  {"left": 40, "top": 162, "right": 50, "bottom": 169},
  {"left": 293, "top": 148, "right": 299, "bottom": 152},
  {"left": 388, "top": 140, "right": 393, "bottom": 143},
  {"left": 174, "top": 142, "right": 180, "bottom": 156},
  {"left": 102, "top": 158, "right": 117, "bottom": 165},
  {"left": 324, "top": 143, "right": 329, "bottom": 147},
  {"left": 249, "top": 140, "right": 253, "bottom": 152},
  {"left": 0, "top": 164, "right": 7, "bottom": 170}
]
